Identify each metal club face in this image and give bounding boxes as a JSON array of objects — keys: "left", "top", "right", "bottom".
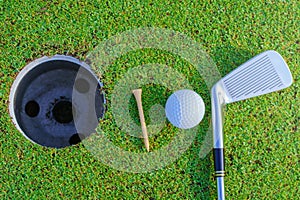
[{"left": 217, "top": 50, "right": 293, "bottom": 104}]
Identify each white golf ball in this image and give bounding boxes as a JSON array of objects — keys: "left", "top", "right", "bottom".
[{"left": 165, "top": 89, "right": 205, "bottom": 129}]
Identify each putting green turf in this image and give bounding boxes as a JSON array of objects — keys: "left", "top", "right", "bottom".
[{"left": 1, "top": 0, "right": 299, "bottom": 199}]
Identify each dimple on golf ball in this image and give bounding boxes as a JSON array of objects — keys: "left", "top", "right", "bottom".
[{"left": 165, "top": 89, "right": 205, "bottom": 129}]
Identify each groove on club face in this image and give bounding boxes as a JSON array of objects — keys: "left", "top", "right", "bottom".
[{"left": 221, "top": 50, "right": 293, "bottom": 103}]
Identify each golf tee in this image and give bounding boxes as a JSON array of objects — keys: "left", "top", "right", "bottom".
[{"left": 132, "top": 89, "right": 150, "bottom": 152}]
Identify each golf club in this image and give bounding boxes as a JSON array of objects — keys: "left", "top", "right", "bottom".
[{"left": 211, "top": 50, "right": 293, "bottom": 200}]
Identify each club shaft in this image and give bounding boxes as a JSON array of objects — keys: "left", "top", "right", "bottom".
[
  {"left": 212, "top": 84, "right": 226, "bottom": 199},
  {"left": 211, "top": 84, "right": 225, "bottom": 149},
  {"left": 217, "top": 177, "right": 225, "bottom": 200}
]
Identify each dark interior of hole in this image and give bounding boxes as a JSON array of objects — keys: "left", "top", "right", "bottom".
[
  {"left": 52, "top": 101, "right": 74, "bottom": 124},
  {"left": 75, "top": 78, "right": 90, "bottom": 93},
  {"left": 25, "top": 100, "right": 40, "bottom": 117},
  {"left": 69, "top": 133, "right": 82, "bottom": 145}
]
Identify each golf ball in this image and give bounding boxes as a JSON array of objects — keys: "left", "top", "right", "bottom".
[{"left": 165, "top": 89, "right": 205, "bottom": 129}]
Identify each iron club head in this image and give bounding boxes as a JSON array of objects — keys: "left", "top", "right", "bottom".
[
  {"left": 214, "top": 50, "right": 293, "bottom": 105},
  {"left": 212, "top": 50, "right": 293, "bottom": 148}
]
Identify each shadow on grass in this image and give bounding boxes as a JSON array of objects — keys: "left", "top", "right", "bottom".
[
  {"left": 186, "top": 117, "right": 214, "bottom": 199},
  {"left": 210, "top": 45, "right": 256, "bottom": 77},
  {"left": 186, "top": 45, "right": 254, "bottom": 199}
]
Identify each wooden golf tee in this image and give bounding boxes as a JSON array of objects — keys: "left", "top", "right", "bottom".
[{"left": 132, "top": 89, "right": 150, "bottom": 152}]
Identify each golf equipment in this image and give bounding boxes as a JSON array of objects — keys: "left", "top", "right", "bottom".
[
  {"left": 211, "top": 50, "right": 293, "bottom": 199},
  {"left": 165, "top": 89, "right": 205, "bottom": 129},
  {"left": 132, "top": 88, "right": 150, "bottom": 152}
]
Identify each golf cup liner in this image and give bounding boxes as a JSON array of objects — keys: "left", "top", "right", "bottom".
[{"left": 9, "top": 55, "right": 105, "bottom": 148}]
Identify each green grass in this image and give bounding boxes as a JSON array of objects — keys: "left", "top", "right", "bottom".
[{"left": 1, "top": 0, "right": 299, "bottom": 199}]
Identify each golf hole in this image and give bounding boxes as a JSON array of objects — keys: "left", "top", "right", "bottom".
[
  {"left": 9, "top": 55, "right": 105, "bottom": 148},
  {"left": 25, "top": 100, "right": 40, "bottom": 117}
]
